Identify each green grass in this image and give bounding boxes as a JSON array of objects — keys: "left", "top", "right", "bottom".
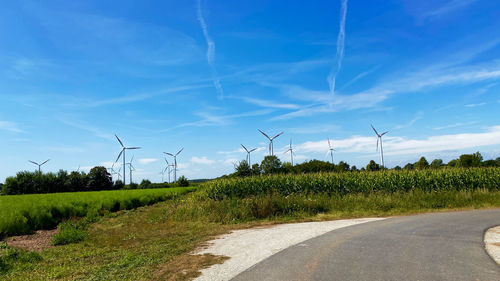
[
  {"left": 1, "top": 169, "right": 500, "bottom": 280},
  {"left": 0, "top": 187, "right": 196, "bottom": 237}
]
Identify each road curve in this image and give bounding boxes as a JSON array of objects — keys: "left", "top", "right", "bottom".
[{"left": 233, "top": 209, "right": 500, "bottom": 281}]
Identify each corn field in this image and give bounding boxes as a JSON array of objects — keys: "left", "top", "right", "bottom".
[{"left": 204, "top": 168, "right": 500, "bottom": 200}]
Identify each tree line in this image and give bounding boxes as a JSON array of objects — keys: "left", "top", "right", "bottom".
[
  {"left": 229, "top": 151, "right": 500, "bottom": 177},
  {"left": 1, "top": 167, "right": 190, "bottom": 195}
]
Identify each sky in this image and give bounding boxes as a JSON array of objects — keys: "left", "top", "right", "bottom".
[{"left": 1, "top": 0, "right": 499, "bottom": 182}]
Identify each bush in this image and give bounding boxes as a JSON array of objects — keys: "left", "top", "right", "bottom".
[
  {"left": 139, "top": 179, "right": 152, "bottom": 189},
  {"left": 177, "top": 176, "right": 189, "bottom": 187},
  {"left": 51, "top": 221, "right": 87, "bottom": 245}
]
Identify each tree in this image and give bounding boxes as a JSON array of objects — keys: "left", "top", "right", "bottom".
[
  {"left": 366, "top": 160, "right": 380, "bottom": 172},
  {"left": 261, "top": 155, "right": 282, "bottom": 174},
  {"left": 414, "top": 157, "right": 429, "bottom": 170},
  {"left": 251, "top": 163, "right": 261, "bottom": 176},
  {"left": 430, "top": 159, "right": 443, "bottom": 169},
  {"left": 350, "top": 165, "right": 358, "bottom": 172},
  {"left": 482, "top": 160, "right": 498, "bottom": 167},
  {"left": 403, "top": 163, "right": 414, "bottom": 170},
  {"left": 139, "top": 179, "right": 152, "bottom": 189},
  {"left": 177, "top": 176, "right": 189, "bottom": 187},
  {"left": 457, "top": 152, "right": 483, "bottom": 168},
  {"left": 87, "top": 166, "right": 113, "bottom": 191},
  {"left": 336, "top": 161, "right": 350, "bottom": 172},
  {"left": 447, "top": 159, "right": 457, "bottom": 167},
  {"left": 393, "top": 166, "right": 402, "bottom": 170},
  {"left": 235, "top": 160, "right": 251, "bottom": 177}
]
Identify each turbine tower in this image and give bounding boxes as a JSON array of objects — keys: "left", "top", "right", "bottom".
[
  {"left": 29, "top": 159, "right": 50, "bottom": 173},
  {"left": 326, "top": 138, "right": 336, "bottom": 164},
  {"left": 371, "top": 124, "right": 388, "bottom": 168},
  {"left": 284, "top": 139, "right": 296, "bottom": 166},
  {"left": 241, "top": 144, "right": 257, "bottom": 166},
  {"left": 163, "top": 158, "right": 175, "bottom": 183},
  {"left": 126, "top": 156, "right": 135, "bottom": 184},
  {"left": 114, "top": 134, "right": 141, "bottom": 185},
  {"left": 258, "top": 129, "right": 283, "bottom": 156},
  {"left": 164, "top": 148, "right": 183, "bottom": 182}
]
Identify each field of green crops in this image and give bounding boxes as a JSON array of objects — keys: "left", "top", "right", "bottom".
[
  {"left": 205, "top": 168, "right": 500, "bottom": 200},
  {"left": 0, "top": 187, "right": 195, "bottom": 237}
]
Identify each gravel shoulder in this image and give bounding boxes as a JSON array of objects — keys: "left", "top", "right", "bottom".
[
  {"left": 191, "top": 217, "right": 385, "bottom": 281},
  {"left": 485, "top": 225, "right": 500, "bottom": 265}
]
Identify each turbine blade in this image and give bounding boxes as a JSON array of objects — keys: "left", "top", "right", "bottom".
[
  {"left": 164, "top": 152, "right": 174, "bottom": 157},
  {"left": 325, "top": 150, "right": 330, "bottom": 158},
  {"left": 272, "top": 132, "right": 284, "bottom": 139},
  {"left": 258, "top": 129, "right": 271, "bottom": 140},
  {"left": 115, "top": 150, "right": 123, "bottom": 162},
  {"left": 371, "top": 124, "right": 379, "bottom": 136},
  {"left": 115, "top": 134, "right": 124, "bottom": 147},
  {"left": 381, "top": 131, "right": 388, "bottom": 136},
  {"left": 41, "top": 159, "right": 50, "bottom": 165},
  {"left": 128, "top": 147, "right": 141, "bottom": 149},
  {"left": 176, "top": 148, "right": 184, "bottom": 155},
  {"left": 249, "top": 148, "right": 258, "bottom": 152},
  {"left": 376, "top": 137, "right": 379, "bottom": 152},
  {"left": 328, "top": 138, "right": 331, "bottom": 149},
  {"left": 29, "top": 160, "right": 39, "bottom": 165},
  {"left": 130, "top": 155, "right": 134, "bottom": 163},
  {"left": 241, "top": 144, "right": 249, "bottom": 153}
]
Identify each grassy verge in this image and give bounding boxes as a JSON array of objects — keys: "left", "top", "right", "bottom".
[
  {"left": 1, "top": 188, "right": 500, "bottom": 280},
  {"left": 0, "top": 187, "right": 196, "bottom": 237}
]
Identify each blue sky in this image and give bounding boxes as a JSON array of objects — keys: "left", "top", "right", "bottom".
[{"left": 1, "top": 0, "right": 499, "bottom": 182}]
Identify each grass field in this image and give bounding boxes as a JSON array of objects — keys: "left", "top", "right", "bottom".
[
  {"left": 0, "top": 187, "right": 196, "bottom": 237},
  {"left": 1, "top": 168, "right": 500, "bottom": 280}
]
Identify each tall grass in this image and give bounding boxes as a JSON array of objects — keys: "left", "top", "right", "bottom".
[
  {"left": 0, "top": 187, "right": 195, "bottom": 237},
  {"left": 204, "top": 168, "right": 500, "bottom": 200}
]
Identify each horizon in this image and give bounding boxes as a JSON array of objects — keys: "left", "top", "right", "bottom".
[{"left": 1, "top": 0, "right": 499, "bottom": 183}]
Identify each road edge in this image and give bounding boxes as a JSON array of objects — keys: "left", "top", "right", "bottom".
[{"left": 485, "top": 225, "right": 500, "bottom": 265}]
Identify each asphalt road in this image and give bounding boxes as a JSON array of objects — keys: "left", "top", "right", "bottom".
[{"left": 233, "top": 209, "right": 500, "bottom": 281}]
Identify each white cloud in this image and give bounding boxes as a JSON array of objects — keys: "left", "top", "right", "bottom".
[
  {"left": 464, "top": 102, "right": 486, "bottom": 107},
  {"left": 296, "top": 125, "right": 500, "bottom": 156},
  {"left": 138, "top": 158, "right": 158, "bottom": 165},
  {"left": 191, "top": 156, "right": 215, "bottom": 165},
  {"left": 421, "top": 0, "right": 478, "bottom": 20},
  {"left": 0, "top": 121, "right": 23, "bottom": 133}
]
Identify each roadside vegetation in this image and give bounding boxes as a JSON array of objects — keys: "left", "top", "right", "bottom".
[
  {"left": 0, "top": 187, "right": 195, "bottom": 237},
  {"left": 1, "top": 151, "right": 499, "bottom": 280}
]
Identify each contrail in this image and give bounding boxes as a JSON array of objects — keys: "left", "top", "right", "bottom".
[
  {"left": 197, "top": 0, "right": 224, "bottom": 100},
  {"left": 328, "top": 0, "right": 348, "bottom": 95}
]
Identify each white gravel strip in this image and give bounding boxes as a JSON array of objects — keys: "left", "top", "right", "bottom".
[
  {"left": 485, "top": 225, "right": 500, "bottom": 265},
  {"left": 193, "top": 217, "right": 385, "bottom": 281}
]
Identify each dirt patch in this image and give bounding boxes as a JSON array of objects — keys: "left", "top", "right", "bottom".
[
  {"left": 153, "top": 253, "right": 229, "bottom": 281},
  {"left": 6, "top": 229, "right": 58, "bottom": 252}
]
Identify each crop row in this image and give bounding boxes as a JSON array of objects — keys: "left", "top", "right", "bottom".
[
  {"left": 204, "top": 168, "right": 500, "bottom": 200},
  {"left": 0, "top": 187, "right": 194, "bottom": 237}
]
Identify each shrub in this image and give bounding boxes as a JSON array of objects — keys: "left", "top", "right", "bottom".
[
  {"left": 139, "top": 179, "right": 152, "bottom": 189},
  {"left": 51, "top": 221, "right": 87, "bottom": 245},
  {"left": 177, "top": 176, "right": 189, "bottom": 187}
]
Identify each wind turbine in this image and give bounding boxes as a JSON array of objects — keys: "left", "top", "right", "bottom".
[
  {"left": 258, "top": 129, "right": 283, "bottom": 156},
  {"left": 371, "top": 124, "right": 388, "bottom": 168},
  {"left": 163, "top": 158, "right": 175, "bottom": 183},
  {"left": 164, "top": 148, "right": 183, "bottom": 182},
  {"left": 326, "top": 138, "right": 336, "bottom": 164},
  {"left": 126, "top": 156, "right": 136, "bottom": 184},
  {"left": 241, "top": 144, "right": 257, "bottom": 166},
  {"left": 283, "top": 139, "right": 296, "bottom": 166},
  {"left": 114, "top": 134, "right": 141, "bottom": 185},
  {"left": 29, "top": 159, "right": 50, "bottom": 173}
]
